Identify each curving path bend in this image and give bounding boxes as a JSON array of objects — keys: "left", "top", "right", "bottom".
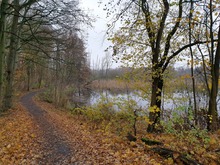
[{"left": 20, "top": 91, "right": 75, "bottom": 165}]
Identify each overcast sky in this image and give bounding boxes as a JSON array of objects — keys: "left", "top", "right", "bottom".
[
  {"left": 79, "top": 0, "right": 188, "bottom": 69},
  {"left": 80, "top": 0, "right": 119, "bottom": 69}
]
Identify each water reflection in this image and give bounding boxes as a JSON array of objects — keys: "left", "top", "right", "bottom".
[
  {"left": 87, "top": 90, "right": 149, "bottom": 108},
  {"left": 71, "top": 89, "right": 219, "bottom": 114}
]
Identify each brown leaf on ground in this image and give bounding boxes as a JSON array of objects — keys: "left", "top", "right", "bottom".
[
  {"left": 34, "top": 94, "right": 164, "bottom": 164},
  {"left": 0, "top": 104, "right": 42, "bottom": 164},
  {"left": 1, "top": 91, "right": 220, "bottom": 165}
]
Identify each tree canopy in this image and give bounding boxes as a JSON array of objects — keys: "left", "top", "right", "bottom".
[{"left": 105, "top": 0, "right": 220, "bottom": 131}]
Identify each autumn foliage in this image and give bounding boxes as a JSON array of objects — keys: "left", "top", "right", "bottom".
[
  {"left": 36, "top": 96, "right": 220, "bottom": 164},
  {"left": 0, "top": 104, "right": 41, "bottom": 164},
  {"left": 0, "top": 92, "right": 219, "bottom": 164}
]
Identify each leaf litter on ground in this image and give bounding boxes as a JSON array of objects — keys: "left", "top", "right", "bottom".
[{"left": 0, "top": 91, "right": 220, "bottom": 164}]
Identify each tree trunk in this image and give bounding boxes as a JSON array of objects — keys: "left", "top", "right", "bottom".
[
  {"left": 0, "top": 0, "right": 8, "bottom": 104},
  {"left": 2, "top": 0, "right": 19, "bottom": 111},
  {"left": 188, "top": 0, "right": 197, "bottom": 125},
  {"left": 208, "top": 87, "right": 218, "bottom": 131},
  {"left": 207, "top": 25, "right": 220, "bottom": 131},
  {"left": 38, "top": 71, "right": 43, "bottom": 89},
  {"left": 147, "top": 73, "right": 164, "bottom": 133},
  {"left": 27, "top": 61, "right": 31, "bottom": 91}
]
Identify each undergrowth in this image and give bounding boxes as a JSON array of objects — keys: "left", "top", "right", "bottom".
[
  {"left": 71, "top": 95, "right": 212, "bottom": 147},
  {"left": 37, "top": 91, "right": 220, "bottom": 164}
]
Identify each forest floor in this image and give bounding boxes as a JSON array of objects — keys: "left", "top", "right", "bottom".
[{"left": 0, "top": 90, "right": 220, "bottom": 164}]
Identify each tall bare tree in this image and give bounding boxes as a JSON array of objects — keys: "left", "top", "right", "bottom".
[
  {"left": 0, "top": 0, "right": 9, "bottom": 104},
  {"left": 3, "top": 0, "right": 20, "bottom": 110},
  {"left": 206, "top": 0, "right": 220, "bottom": 131},
  {"left": 107, "top": 0, "right": 214, "bottom": 132}
]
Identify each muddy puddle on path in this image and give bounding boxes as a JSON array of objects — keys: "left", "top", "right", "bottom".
[{"left": 20, "top": 91, "right": 76, "bottom": 165}]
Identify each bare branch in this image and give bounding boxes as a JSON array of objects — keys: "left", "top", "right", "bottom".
[
  {"left": 141, "top": 0, "right": 156, "bottom": 49},
  {"left": 161, "top": 0, "right": 183, "bottom": 66},
  {"left": 155, "top": 0, "right": 169, "bottom": 52},
  {"left": 162, "top": 39, "right": 218, "bottom": 72}
]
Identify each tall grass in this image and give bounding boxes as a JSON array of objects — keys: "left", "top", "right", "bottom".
[{"left": 91, "top": 79, "right": 150, "bottom": 92}]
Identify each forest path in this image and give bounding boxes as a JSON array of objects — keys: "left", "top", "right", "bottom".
[
  {"left": 20, "top": 91, "right": 75, "bottom": 164},
  {"left": 18, "top": 90, "right": 167, "bottom": 165}
]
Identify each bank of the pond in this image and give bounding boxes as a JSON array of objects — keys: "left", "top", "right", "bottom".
[
  {"left": 38, "top": 90, "right": 220, "bottom": 164},
  {"left": 71, "top": 89, "right": 219, "bottom": 113}
]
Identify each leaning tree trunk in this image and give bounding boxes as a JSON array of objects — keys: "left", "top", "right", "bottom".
[
  {"left": 147, "top": 73, "right": 164, "bottom": 133},
  {"left": 207, "top": 24, "right": 220, "bottom": 131},
  {"left": 2, "top": 0, "right": 19, "bottom": 111}
]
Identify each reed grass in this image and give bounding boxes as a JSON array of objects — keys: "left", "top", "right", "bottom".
[{"left": 90, "top": 79, "right": 150, "bottom": 91}]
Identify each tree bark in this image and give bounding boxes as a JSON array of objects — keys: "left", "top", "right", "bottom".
[
  {"left": 27, "top": 60, "right": 31, "bottom": 91},
  {"left": 188, "top": 0, "right": 197, "bottom": 125},
  {"left": 147, "top": 72, "right": 164, "bottom": 132},
  {"left": 207, "top": 24, "right": 220, "bottom": 131},
  {"left": 2, "top": 0, "right": 19, "bottom": 111},
  {"left": 0, "top": 0, "right": 9, "bottom": 104}
]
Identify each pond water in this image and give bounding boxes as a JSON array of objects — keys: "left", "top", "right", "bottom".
[
  {"left": 87, "top": 90, "right": 150, "bottom": 109},
  {"left": 71, "top": 89, "right": 219, "bottom": 114}
]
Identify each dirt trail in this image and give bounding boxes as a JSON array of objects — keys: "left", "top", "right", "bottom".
[
  {"left": 19, "top": 91, "right": 164, "bottom": 165},
  {"left": 20, "top": 91, "right": 75, "bottom": 164}
]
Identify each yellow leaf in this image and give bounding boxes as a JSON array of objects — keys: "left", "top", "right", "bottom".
[
  {"left": 30, "top": 133, "right": 36, "bottom": 138},
  {"left": 130, "top": 141, "right": 137, "bottom": 147},
  {"left": 166, "top": 157, "right": 174, "bottom": 165},
  {"left": 209, "top": 137, "right": 217, "bottom": 145},
  {"left": 196, "top": 148, "right": 206, "bottom": 155}
]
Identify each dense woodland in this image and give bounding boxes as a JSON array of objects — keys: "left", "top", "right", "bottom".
[
  {"left": 0, "top": 0, "right": 220, "bottom": 164},
  {"left": 0, "top": 0, "right": 91, "bottom": 110}
]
